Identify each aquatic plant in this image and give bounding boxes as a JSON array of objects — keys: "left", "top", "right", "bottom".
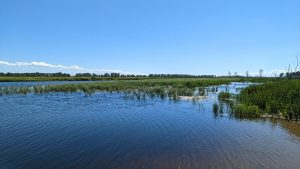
[
  {"left": 213, "top": 103, "right": 219, "bottom": 114},
  {"left": 236, "top": 80, "right": 300, "bottom": 120},
  {"left": 233, "top": 104, "right": 261, "bottom": 117},
  {"left": 0, "top": 78, "right": 237, "bottom": 98},
  {"left": 218, "top": 92, "right": 231, "bottom": 100}
]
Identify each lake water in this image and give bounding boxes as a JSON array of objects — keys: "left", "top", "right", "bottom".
[
  {"left": 0, "top": 82, "right": 299, "bottom": 169},
  {"left": 0, "top": 80, "right": 103, "bottom": 87}
]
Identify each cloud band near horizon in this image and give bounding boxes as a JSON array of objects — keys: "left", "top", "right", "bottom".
[
  {"left": 0, "top": 60, "right": 138, "bottom": 75},
  {"left": 0, "top": 59, "right": 287, "bottom": 76}
]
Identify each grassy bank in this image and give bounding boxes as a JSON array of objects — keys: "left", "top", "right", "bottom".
[{"left": 235, "top": 80, "right": 300, "bottom": 120}]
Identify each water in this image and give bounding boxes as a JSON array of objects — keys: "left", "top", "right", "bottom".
[
  {"left": 0, "top": 80, "right": 103, "bottom": 87},
  {"left": 0, "top": 82, "right": 299, "bottom": 169}
]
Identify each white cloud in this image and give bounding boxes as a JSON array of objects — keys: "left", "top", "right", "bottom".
[
  {"left": 0, "top": 60, "right": 139, "bottom": 75},
  {"left": 0, "top": 60, "right": 84, "bottom": 70}
]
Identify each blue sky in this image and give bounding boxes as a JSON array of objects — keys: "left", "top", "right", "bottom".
[{"left": 0, "top": 0, "right": 299, "bottom": 75}]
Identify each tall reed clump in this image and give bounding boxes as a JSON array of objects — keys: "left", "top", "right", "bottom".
[
  {"left": 218, "top": 91, "right": 231, "bottom": 100},
  {"left": 236, "top": 80, "right": 300, "bottom": 120}
]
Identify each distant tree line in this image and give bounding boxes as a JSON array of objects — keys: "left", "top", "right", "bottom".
[
  {"left": 148, "top": 74, "right": 216, "bottom": 78},
  {"left": 225, "top": 70, "right": 300, "bottom": 79},
  {"left": 74, "top": 73, "right": 147, "bottom": 77},
  {"left": 0, "top": 72, "right": 215, "bottom": 78},
  {"left": 0, "top": 72, "right": 71, "bottom": 77},
  {"left": 75, "top": 73, "right": 216, "bottom": 78},
  {"left": 2, "top": 71, "right": 300, "bottom": 79},
  {"left": 286, "top": 71, "right": 300, "bottom": 79}
]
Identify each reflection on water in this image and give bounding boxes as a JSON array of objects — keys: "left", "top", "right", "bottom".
[
  {"left": 267, "top": 119, "right": 300, "bottom": 138},
  {"left": 0, "top": 82, "right": 299, "bottom": 169}
]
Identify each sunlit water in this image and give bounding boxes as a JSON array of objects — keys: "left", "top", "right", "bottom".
[
  {"left": 0, "top": 80, "right": 103, "bottom": 87},
  {"left": 0, "top": 82, "right": 299, "bottom": 169}
]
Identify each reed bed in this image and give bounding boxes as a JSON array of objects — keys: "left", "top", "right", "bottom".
[
  {"left": 218, "top": 92, "right": 232, "bottom": 100},
  {"left": 236, "top": 80, "right": 300, "bottom": 120},
  {"left": 0, "top": 78, "right": 236, "bottom": 100},
  {"left": 2, "top": 77, "right": 299, "bottom": 120}
]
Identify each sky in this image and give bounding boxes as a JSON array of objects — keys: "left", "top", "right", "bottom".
[{"left": 0, "top": 0, "right": 299, "bottom": 76}]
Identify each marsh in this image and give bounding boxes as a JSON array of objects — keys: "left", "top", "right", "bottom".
[{"left": 0, "top": 81, "right": 299, "bottom": 169}]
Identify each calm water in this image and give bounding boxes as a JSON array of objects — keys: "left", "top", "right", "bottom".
[
  {"left": 0, "top": 80, "right": 103, "bottom": 87},
  {"left": 0, "top": 82, "right": 299, "bottom": 169}
]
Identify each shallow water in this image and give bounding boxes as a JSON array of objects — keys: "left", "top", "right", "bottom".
[
  {"left": 0, "top": 80, "right": 102, "bottom": 87},
  {"left": 0, "top": 82, "right": 299, "bottom": 169}
]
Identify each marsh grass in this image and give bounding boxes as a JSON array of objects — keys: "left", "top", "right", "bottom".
[
  {"left": 218, "top": 92, "right": 231, "bottom": 100},
  {"left": 233, "top": 104, "right": 261, "bottom": 117},
  {"left": 236, "top": 80, "right": 300, "bottom": 120},
  {"left": 3, "top": 77, "right": 298, "bottom": 120},
  {"left": 0, "top": 78, "right": 238, "bottom": 100},
  {"left": 0, "top": 86, "right": 31, "bottom": 95}
]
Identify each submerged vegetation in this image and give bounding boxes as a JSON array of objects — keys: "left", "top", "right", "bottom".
[{"left": 212, "top": 102, "right": 219, "bottom": 114}]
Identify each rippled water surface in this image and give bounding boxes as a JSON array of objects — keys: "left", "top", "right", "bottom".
[
  {"left": 0, "top": 80, "right": 103, "bottom": 87},
  {"left": 0, "top": 82, "right": 299, "bottom": 169}
]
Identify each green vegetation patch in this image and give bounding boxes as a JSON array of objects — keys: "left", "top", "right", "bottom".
[
  {"left": 0, "top": 78, "right": 237, "bottom": 100},
  {"left": 218, "top": 91, "right": 232, "bottom": 100},
  {"left": 236, "top": 80, "right": 300, "bottom": 120},
  {"left": 233, "top": 104, "right": 261, "bottom": 117}
]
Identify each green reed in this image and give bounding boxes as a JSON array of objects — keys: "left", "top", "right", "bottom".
[
  {"left": 218, "top": 91, "right": 231, "bottom": 100},
  {"left": 0, "top": 78, "right": 237, "bottom": 99},
  {"left": 236, "top": 80, "right": 300, "bottom": 120}
]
